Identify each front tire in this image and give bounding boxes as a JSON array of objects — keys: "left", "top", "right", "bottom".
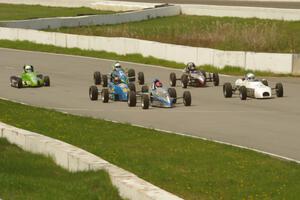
[
  {"left": 181, "top": 74, "right": 188, "bottom": 88},
  {"left": 141, "top": 94, "right": 150, "bottom": 109},
  {"left": 89, "top": 86, "right": 98, "bottom": 101},
  {"left": 183, "top": 91, "right": 191, "bottom": 106},
  {"left": 275, "top": 83, "right": 283, "bottom": 97},
  {"left": 101, "top": 89, "right": 109, "bottom": 103},
  {"left": 44, "top": 76, "right": 50, "bottom": 87},
  {"left": 223, "top": 83, "right": 233, "bottom": 98},
  {"left": 168, "top": 88, "right": 177, "bottom": 103},
  {"left": 239, "top": 86, "right": 247, "bottom": 100},
  {"left": 128, "top": 91, "right": 137, "bottom": 107}
]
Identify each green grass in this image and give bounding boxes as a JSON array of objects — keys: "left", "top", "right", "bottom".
[
  {"left": 52, "top": 15, "right": 300, "bottom": 53},
  {"left": 0, "top": 3, "right": 114, "bottom": 21},
  {"left": 0, "top": 99, "right": 299, "bottom": 200},
  {"left": 0, "top": 39, "right": 294, "bottom": 77},
  {"left": 0, "top": 138, "right": 123, "bottom": 200}
]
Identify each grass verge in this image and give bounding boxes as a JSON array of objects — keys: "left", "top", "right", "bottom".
[
  {"left": 0, "top": 99, "right": 299, "bottom": 200},
  {"left": 0, "top": 39, "right": 293, "bottom": 77},
  {"left": 0, "top": 138, "right": 122, "bottom": 200},
  {"left": 52, "top": 15, "right": 300, "bottom": 53},
  {"left": 0, "top": 3, "right": 114, "bottom": 21}
]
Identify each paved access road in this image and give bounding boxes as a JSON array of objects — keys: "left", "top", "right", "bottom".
[
  {"left": 114, "top": 0, "right": 300, "bottom": 9},
  {"left": 1, "top": 48, "right": 300, "bottom": 161}
]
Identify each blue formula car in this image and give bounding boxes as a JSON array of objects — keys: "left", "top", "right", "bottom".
[
  {"left": 89, "top": 76, "right": 140, "bottom": 105},
  {"left": 93, "top": 62, "right": 145, "bottom": 87},
  {"left": 129, "top": 79, "right": 192, "bottom": 109}
]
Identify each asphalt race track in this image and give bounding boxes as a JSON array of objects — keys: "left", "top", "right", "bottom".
[
  {"left": 1, "top": 48, "right": 300, "bottom": 161},
  {"left": 115, "top": 0, "right": 300, "bottom": 9}
]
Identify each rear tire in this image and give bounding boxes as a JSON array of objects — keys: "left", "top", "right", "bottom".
[
  {"left": 44, "top": 76, "right": 50, "bottom": 87},
  {"left": 94, "top": 71, "right": 101, "bottom": 85},
  {"left": 168, "top": 88, "right": 177, "bottom": 103},
  {"left": 101, "top": 89, "right": 109, "bottom": 103},
  {"left": 223, "top": 83, "right": 233, "bottom": 98},
  {"left": 169, "top": 73, "right": 176, "bottom": 87},
  {"left": 213, "top": 73, "right": 219, "bottom": 86},
  {"left": 181, "top": 74, "right": 188, "bottom": 88},
  {"left": 102, "top": 75, "right": 108, "bottom": 87},
  {"left": 89, "top": 86, "right": 98, "bottom": 101},
  {"left": 10, "top": 76, "right": 23, "bottom": 88},
  {"left": 128, "top": 91, "right": 137, "bottom": 107},
  {"left": 141, "top": 94, "right": 150, "bottom": 109},
  {"left": 275, "top": 83, "right": 283, "bottom": 97},
  {"left": 183, "top": 91, "right": 192, "bottom": 106},
  {"left": 138, "top": 72, "right": 144, "bottom": 85},
  {"left": 239, "top": 86, "right": 247, "bottom": 100},
  {"left": 128, "top": 69, "right": 135, "bottom": 82},
  {"left": 128, "top": 82, "right": 136, "bottom": 92}
]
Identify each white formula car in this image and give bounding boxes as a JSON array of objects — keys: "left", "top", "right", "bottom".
[{"left": 223, "top": 73, "right": 283, "bottom": 100}]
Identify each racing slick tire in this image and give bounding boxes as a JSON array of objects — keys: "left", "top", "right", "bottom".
[
  {"left": 101, "top": 88, "right": 109, "bottom": 103},
  {"left": 183, "top": 91, "right": 192, "bottom": 106},
  {"left": 10, "top": 76, "right": 23, "bottom": 88},
  {"left": 89, "top": 85, "right": 98, "bottom": 101},
  {"left": 102, "top": 75, "right": 108, "bottom": 87},
  {"left": 138, "top": 72, "right": 145, "bottom": 85},
  {"left": 239, "top": 86, "right": 247, "bottom": 100},
  {"left": 181, "top": 74, "right": 188, "bottom": 88},
  {"left": 94, "top": 71, "right": 101, "bottom": 85},
  {"left": 262, "top": 79, "right": 268, "bottom": 86},
  {"left": 128, "top": 82, "right": 136, "bottom": 92},
  {"left": 128, "top": 91, "right": 137, "bottom": 107},
  {"left": 213, "top": 73, "right": 219, "bottom": 86},
  {"left": 168, "top": 88, "right": 177, "bottom": 103},
  {"left": 141, "top": 85, "right": 149, "bottom": 93},
  {"left": 128, "top": 69, "right": 136, "bottom": 82},
  {"left": 275, "top": 83, "right": 283, "bottom": 97},
  {"left": 141, "top": 94, "right": 150, "bottom": 109},
  {"left": 223, "top": 82, "right": 233, "bottom": 98},
  {"left": 44, "top": 76, "right": 50, "bottom": 87},
  {"left": 169, "top": 73, "right": 177, "bottom": 87}
]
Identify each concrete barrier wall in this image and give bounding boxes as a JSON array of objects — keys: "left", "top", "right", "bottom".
[
  {"left": 0, "top": 122, "right": 183, "bottom": 200},
  {"left": 0, "top": 6, "right": 181, "bottom": 30},
  {"left": 180, "top": 5, "right": 300, "bottom": 21},
  {"left": 0, "top": 27, "right": 295, "bottom": 74}
]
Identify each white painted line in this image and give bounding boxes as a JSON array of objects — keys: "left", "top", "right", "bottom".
[{"left": 1, "top": 96, "right": 298, "bottom": 164}]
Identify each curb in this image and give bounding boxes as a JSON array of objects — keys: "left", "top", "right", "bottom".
[{"left": 0, "top": 122, "right": 183, "bottom": 200}]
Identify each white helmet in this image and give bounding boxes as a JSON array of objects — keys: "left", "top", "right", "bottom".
[
  {"left": 24, "top": 65, "right": 33, "bottom": 73},
  {"left": 246, "top": 73, "right": 255, "bottom": 80},
  {"left": 114, "top": 62, "right": 121, "bottom": 69}
]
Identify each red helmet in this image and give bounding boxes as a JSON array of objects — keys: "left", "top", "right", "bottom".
[{"left": 155, "top": 80, "right": 162, "bottom": 88}]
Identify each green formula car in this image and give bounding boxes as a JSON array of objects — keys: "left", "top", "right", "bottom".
[{"left": 10, "top": 65, "right": 50, "bottom": 88}]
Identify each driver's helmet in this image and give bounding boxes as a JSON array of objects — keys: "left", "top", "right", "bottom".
[
  {"left": 113, "top": 62, "right": 121, "bottom": 70},
  {"left": 246, "top": 73, "right": 255, "bottom": 80},
  {"left": 24, "top": 65, "right": 33, "bottom": 73},
  {"left": 154, "top": 79, "right": 163, "bottom": 88},
  {"left": 187, "top": 62, "right": 196, "bottom": 72}
]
